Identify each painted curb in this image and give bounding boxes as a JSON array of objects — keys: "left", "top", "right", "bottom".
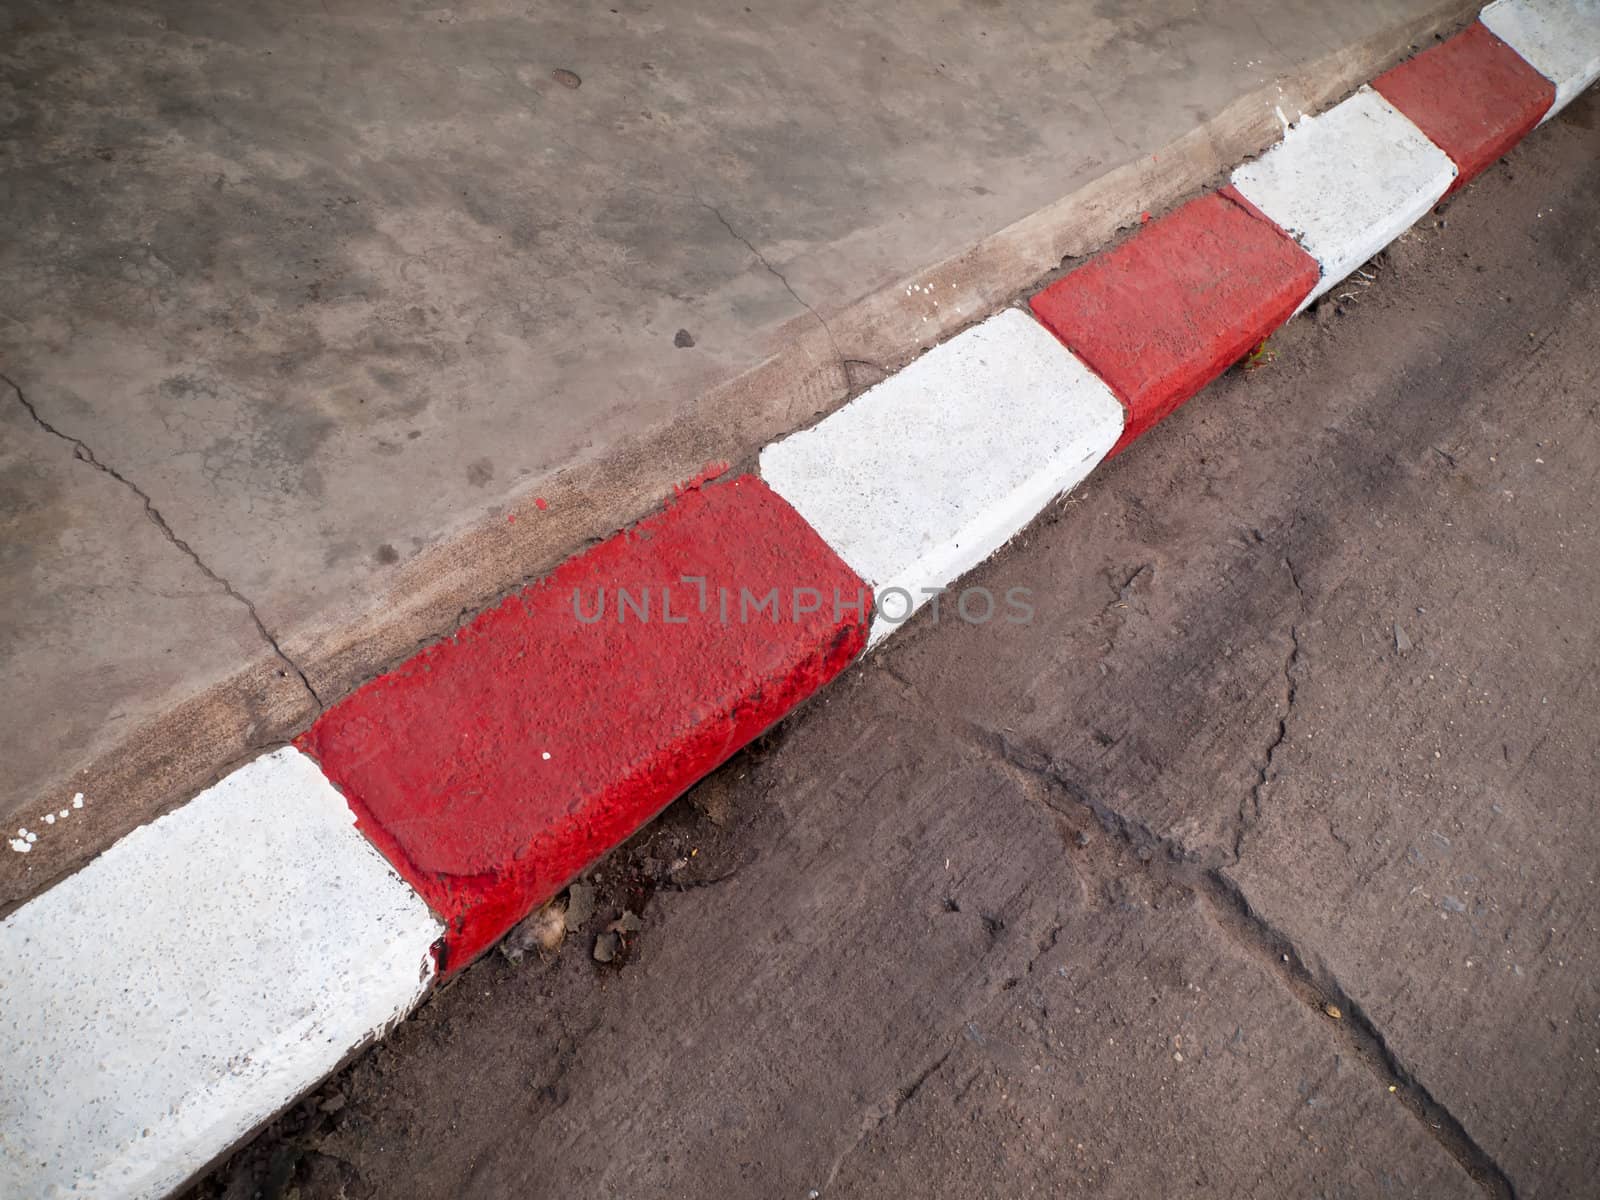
[
  {"left": 1373, "top": 22, "right": 1555, "bottom": 191},
  {"left": 758, "top": 309, "right": 1124, "bottom": 645},
  {"left": 1027, "top": 191, "right": 1319, "bottom": 457},
  {"left": 3, "top": 4, "right": 1595, "bottom": 1194},
  {"left": 1481, "top": 0, "right": 1600, "bottom": 118},
  {"left": 299, "top": 474, "right": 869, "bottom": 969},
  {"left": 1230, "top": 86, "right": 1458, "bottom": 310},
  {"left": 0, "top": 749, "right": 440, "bottom": 1200}
]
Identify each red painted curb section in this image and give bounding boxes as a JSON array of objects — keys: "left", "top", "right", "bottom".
[
  {"left": 1028, "top": 191, "right": 1319, "bottom": 458},
  {"left": 1373, "top": 23, "right": 1554, "bottom": 194},
  {"left": 299, "top": 476, "right": 870, "bottom": 970}
]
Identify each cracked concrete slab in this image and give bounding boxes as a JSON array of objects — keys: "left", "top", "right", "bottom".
[
  {"left": 6, "top": 375, "right": 323, "bottom": 709},
  {"left": 1216, "top": 109, "right": 1600, "bottom": 1197},
  {"left": 825, "top": 865, "right": 1474, "bottom": 1199},
  {"left": 0, "top": 385, "right": 315, "bottom": 891},
  {"left": 884, "top": 91, "right": 1600, "bottom": 1197},
  {"left": 0, "top": 0, "right": 1480, "bottom": 890}
]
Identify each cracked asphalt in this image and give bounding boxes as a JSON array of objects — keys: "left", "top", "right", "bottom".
[{"left": 197, "top": 93, "right": 1600, "bottom": 1199}]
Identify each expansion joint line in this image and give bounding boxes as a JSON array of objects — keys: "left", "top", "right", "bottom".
[{"left": 968, "top": 723, "right": 1516, "bottom": 1199}]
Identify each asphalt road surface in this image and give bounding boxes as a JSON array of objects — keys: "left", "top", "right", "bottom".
[{"left": 199, "top": 89, "right": 1599, "bottom": 1200}]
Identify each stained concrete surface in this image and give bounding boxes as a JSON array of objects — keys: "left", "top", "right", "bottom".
[
  {"left": 196, "top": 83, "right": 1599, "bottom": 1200},
  {"left": 0, "top": 0, "right": 1479, "bottom": 898}
]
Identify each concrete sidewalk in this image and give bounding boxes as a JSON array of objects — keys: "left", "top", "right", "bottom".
[
  {"left": 1, "top": 0, "right": 1476, "bottom": 901},
  {"left": 193, "top": 91, "right": 1600, "bottom": 1198}
]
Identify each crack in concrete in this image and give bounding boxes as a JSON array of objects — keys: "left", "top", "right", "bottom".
[
  {"left": 822, "top": 1040, "right": 958, "bottom": 1191},
  {"left": 1233, "top": 557, "right": 1306, "bottom": 862},
  {"left": 4, "top": 373, "right": 325, "bottom": 710},
  {"left": 975, "top": 724, "right": 1209, "bottom": 865},
  {"left": 1234, "top": 620, "right": 1302, "bottom": 861},
  {"left": 1096, "top": 561, "right": 1152, "bottom": 656},
  {"left": 962, "top": 720, "right": 1518, "bottom": 1200},
  {"left": 1199, "top": 869, "right": 1518, "bottom": 1200},
  {"left": 703, "top": 203, "right": 849, "bottom": 389}
]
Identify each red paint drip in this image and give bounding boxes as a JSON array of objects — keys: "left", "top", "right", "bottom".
[{"left": 674, "top": 460, "right": 732, "bottom": 497}]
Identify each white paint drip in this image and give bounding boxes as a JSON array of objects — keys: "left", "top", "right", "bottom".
[{"left": 10, "top": 791, "right": 89, "bottom": 852}]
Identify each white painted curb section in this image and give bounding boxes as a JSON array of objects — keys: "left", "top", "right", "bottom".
[
  {"left": 1482, "top": 0, "right": 1600, "bottom": 119},
  {"left": 1230, "top": 87, "right": 1457, "bottom": 310},
  {"left": 760, "top": 308, "right": 1124, "bottom": 645},
  {"left": 0, "top": 748, "right": 441, "bottom": 1200}
]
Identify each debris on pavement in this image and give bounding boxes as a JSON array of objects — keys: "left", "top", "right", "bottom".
[
  {"left": 502, "top": 900, "right": 568, "bottom": 962},
  {"left": 607, "top": 911, "right": 644, "bottom": 935},
  {"left": 1242, "top": 338, "right": 1278, "bottom": 371},
  {"left": 565, "top": 882, "right": 596, "bottom": 929}
]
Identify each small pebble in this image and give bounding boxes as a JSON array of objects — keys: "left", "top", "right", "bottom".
[{"left": 565, "top": 882, "right": 596, "bottom": 928}]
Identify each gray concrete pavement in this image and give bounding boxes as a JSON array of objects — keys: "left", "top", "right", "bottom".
[
  {"left": 194, "top": 80, "right": 1600, "bottom": 1200},
  {"left": 0, "top": 0, "right": 1478, "bottom": 901}
]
